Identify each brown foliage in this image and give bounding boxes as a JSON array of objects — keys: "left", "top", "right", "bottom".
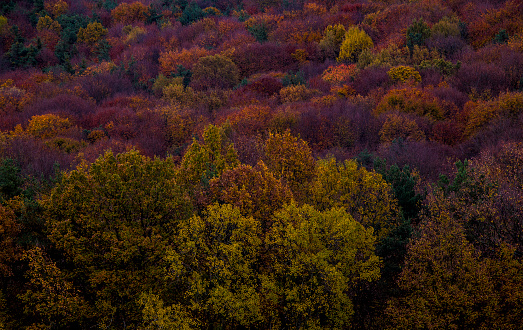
[
  {"left": 159, "top": 46, "right": 211, "bottom": 75},
  {"left": 224, "top": 104, "right": 273, "bottom": 136},
  {"left": 263, "top": 130, "right": 315, "bottom": 201},
  {"left": 111, "top": 2, "right": 150, "bottom": 24},
  {"left": 467, "top": 0, "right": 523, "bottom": 48},
  {"left": 0, "top": 203, "right": 20, "bottom": 276},
  {"left": 190, "top": 55, "right": 239, "bottom": 91},
  {"left": 379, "top": 113, "right": 425, "bottom": 143},
  {"left": 375, "top": 87, "right": 446, "bottom": 120},
  {"left": 210, "top": 162, "right": 293, "bottom": 230}
]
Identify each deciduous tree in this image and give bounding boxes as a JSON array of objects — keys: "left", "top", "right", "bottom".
[
  {"left": 77, "top": 21, "right": 107, "bottom": 46},
  {"left": 319, "top": 23, "right": 346, "bottom": 59},
  {"left": 180, "top": 124, "right": 239, "bottom": 204},
  {"left": 385, "top": 203, "right": 496, "bottom": 329},
  {"left": 266, "top": 203, "right": 381, "bottom": 328},
  {"left": 165, "top": 203, "right": 263, "bottom": 327},
  {"left": 210, "top": 162, "right": 293, "bottom": 230},
  {"left": 307, "top": 157, "right": 400, "bottom": 240},
  {"left": 190, "top": 55, "right": 239, "bottom": 91},
  {"left": 263, "top": 131, "right": 315, "bottom": 201},
  {"left": 28, "top": 149, "right": 192, "bottom": 328},
  {"left": 337, "top": 26, "right": 374, "bottom": 62}
]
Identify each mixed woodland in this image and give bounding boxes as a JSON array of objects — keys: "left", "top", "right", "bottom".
[{"left": 1, "top": 0, "right": 523, "bottom": 328}]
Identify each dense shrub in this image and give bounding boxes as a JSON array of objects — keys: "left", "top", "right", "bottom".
[
  {"left": 375, "top": 87, "right": 446, "bottom": 120},
  {"left": 190, "top": 55, "right": 239, "bottom": 90},
  {"left": 244, "top": 76, "right": 283, "bottom": 96},
  {"left": 232, "top": 42, "right": 297, "bottom": 78},
  {"left": 353, "top": 66, "right": 389, "bottom": 95},
  {"left": 78, "top": 72, "right": 134, "bottom": 103},
  {"left": 453, "top": 62, "right": 508, "bottom": 96}
]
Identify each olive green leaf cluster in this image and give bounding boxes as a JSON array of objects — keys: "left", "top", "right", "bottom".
[{"left": 16, "top": 130, "right": 399, "bottom": 328}]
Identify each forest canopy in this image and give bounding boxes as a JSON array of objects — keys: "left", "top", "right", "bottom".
[{"left": 1, "top": 0, "right": 523, "bottom": 328}]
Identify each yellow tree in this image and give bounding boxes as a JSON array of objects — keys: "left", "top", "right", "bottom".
[
  {"left": 209, "top": 162, "right": 293, "bottom": 231},
  {"left": 265, "top": 203, "right": 381, "bottom": 329},
  {"left": 36, "top": 16, "right": 61, "bottom": 33},
  {"left": 263, "top": 131, "right": 315, "bottom": 202},
  {"left": 179, "top": 124, "right": 239, "bottom": 206},
  {"left": 165, "top": 203, "right": 264, "bottom": 328},
  {"left": 387, "top": 65, "right": 422, "bottom": 84},
  {"left": 379, "top": 113, "right": 425, "bottom": 143},
  {"left": 307, "top": 158, "right": 400, "bottom": 240},
  {"left": 337, "top": 26, "right": 374, "bottom": 62},
  {"left": 0, "top": 16, "right": 8, "bottom": 35},
  {"left": 386, "top": 154, "right": 523, "bottom": 328},
  {"left": 319, "top": 23, "right": 346, "bottom": 59},
  {"left": 190, "top": 55, "right": 240, "bottom": 90},
  {"left": 111, "top": 2, "right": 150, "bottom": 24},
  {"left": 387, "top": 195, "right": 498, "bottom": 329},
  {"left": 77, "top": 22, "right": 108, "bottom": 46},
  {"left": 20, "top": 247, "right": 89, "bottom": 329},
  {"left": 0, "top": 203, "right": 20, "bottom": 328},
  {"left": 26, "top": 114, "right": 71, "bottom": 139},
  {"left": 44, "top": 0, "right": 69, "bottom": 18}
]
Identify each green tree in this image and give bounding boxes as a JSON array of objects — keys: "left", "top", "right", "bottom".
[
  {"left": 179, "top": 2, "right": 204, "bottom": 25},
  {"left": 0, "top": 1, "right": 15, "bottom": 15},
  {"left": 0, "top": 159, "right": 22, "bottom": 202},
  {"left": 179, "top": 124, "right": 239, "bottom": 206},
  {"left": 319, "top": 23, "right": 346, "bottom": 59},
  {"left": 29, "top": 0, "right": 46, "bottom": 26},
  {"left": 247, "top": 22, "right": 268, "bottom": 42},
  {"left": 494, "top": 29, "right": 509, "bottom": 44},
  {"left": 25, "top": 149, "right": 192, "bottom": 328},
  {"left": 54, "top": 13, "right": 87, "bottom": 65},
  {"left": 5, "top": 26, "right": 42, "bottom": 68},
  {"left": 406, "top": 18, "right": 431, "bottom": 51},
  {"left": 371, "top": 158, "right": 422, "bottom": 221},
  {"left": 94, "top": 39, "right": 111, "bottom": 61}
]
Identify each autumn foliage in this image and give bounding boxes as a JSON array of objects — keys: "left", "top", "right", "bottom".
[{"left": 0, "top": 0, "right": 523, "bottom": 328}]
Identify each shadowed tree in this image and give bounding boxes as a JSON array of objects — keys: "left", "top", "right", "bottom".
[{"left": 22, "top": 149, "right": 192, "bottom": 328}]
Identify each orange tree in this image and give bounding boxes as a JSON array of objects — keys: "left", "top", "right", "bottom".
[{"left": 111, "top": 2, "right": 150, "bottom": 24}]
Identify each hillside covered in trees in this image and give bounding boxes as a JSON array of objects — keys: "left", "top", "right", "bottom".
[{"left": 1, "top": 0, "right": 523, "bottom": 328}]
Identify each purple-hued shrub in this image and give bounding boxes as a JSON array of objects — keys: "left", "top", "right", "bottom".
[
  {"left": 453, "top": 62, "right": 508, "bottom": 96},
  {"left": 353, "top": 66, "right": 389, "bottom": 96}
]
